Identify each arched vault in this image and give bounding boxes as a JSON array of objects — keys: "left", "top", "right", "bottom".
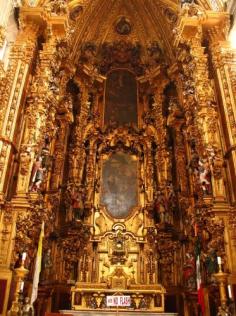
[{"left": 32, "top": 0, "right": 224, "bottom": 64}]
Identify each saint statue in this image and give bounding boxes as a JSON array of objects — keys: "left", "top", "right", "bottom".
[
  {"left": 29, "top": 156, "right": 46, "bottom": 191},
  {"left": 41, "top": 249, "right": 53, "bottom": 281},
  {"left": 183, "top": 252, "right": 196, "bottom": 291}
]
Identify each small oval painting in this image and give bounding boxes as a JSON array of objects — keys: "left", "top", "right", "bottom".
[{"left": 115, "top": 16, "right": 132, "bottom": 35}]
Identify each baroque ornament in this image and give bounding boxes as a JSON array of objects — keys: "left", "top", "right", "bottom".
[{"left": 0, "top": 1, "right": 235, "bottom": 316}]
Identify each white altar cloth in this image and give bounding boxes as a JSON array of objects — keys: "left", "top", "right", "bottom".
[{"left": 60, "top": 310, "right": 178, "bottom": 316}]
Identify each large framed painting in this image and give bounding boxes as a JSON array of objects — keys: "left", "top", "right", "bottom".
[
  {"left": 104, "top": 70, "right": 137, "bottom": 126},
  {"left": 101, "top": 152, "right": 138, "bottom": 218}
]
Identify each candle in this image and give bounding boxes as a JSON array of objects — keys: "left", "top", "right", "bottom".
[
  {"left": 228, "top": 284, "right": 233, "bottom": 299},
  {"left": 22, "top": 252, "right": 27, "bottom": 261},
  {"left": 20, "top": 281, "right": 24, "bottom": 292},
  {"left": 194, "top": 223, "right": 198, "bottom": 237},
  {"left": 217, "top": 256, "right": 221, "bottom": 265}
]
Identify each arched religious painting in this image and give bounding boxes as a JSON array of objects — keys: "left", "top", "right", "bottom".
[
  {"left": 104, "top": 70, "right": 137, "bottom": 126},
  {"left": 100, "top": 151, "right": 138, "bottom": 218}
]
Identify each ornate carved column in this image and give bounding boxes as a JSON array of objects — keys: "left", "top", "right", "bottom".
[
  {"left": 16, "top": 40, "right": 57, "bottom": 196},
  {"left": 0, "top": 25, "right": 5, "bottom": 48},
  {"left": 157, "top": 236, "right": 180, "bottom": 289},
  {"left": 167, "top": 102, "right": 190, "bottom": 215},
  {"left": 174, "top": 8, "right": 227, "bottom": 203},
  {"left": 0, "top": 202, "right": 17, "bottom": 315},
  {"left": 0, "top": 0, "right": 12, "bottom": 30},
  {"left": 209, "top": 42, "right": 236, "bottom": 282},
  {"left": 173, "top": 9, "right": 230, "bottom": 316},
  {"left": 0, "top": 63, "right": 16, "bottom": 199},
  {"left": 154, "top": 91, "right": 169, "bottom": 186},
  {"left": 205, "top": 19, "right": 236, "bottom": 283},
  {"left": 0, "top": 23, "right": 39, "bottom": 200},
  {"left": 68, "top": 84, "right": 90, "bottom": 185},
  {"left": 228, "top": 208, "right": 236, "bottom": 276},
  {"left": 50, "top": 116, "right": 71, "bottom": 191},
  {"left": 146, "top": 75, "right": 170, "bottom": 191},
  {"left": 0, "top": 12, "right": 43, "bottom": 314},
  {"left": 153, "top": 82, "right": 170, "bottom": 189},
  {"left": 208, "top": 27, "right": 236, "bottom": 200},
  {"left": 0, "top": 23, "right": 39, "bottom": 299},
  {"left": 192, "top": 35, "right": 226, "bottom": 201},
  {"left": 3, "top": 8, "right": 71, "bottom": 311},
  {"left": 10, "top": 4, "right": 70, "bottom": 198},
  {"left": 229, "top": 64, "right": 236, "bottom": 100},
  {"left": 0, "top": 0, "right": 13, "bottom": 55}
]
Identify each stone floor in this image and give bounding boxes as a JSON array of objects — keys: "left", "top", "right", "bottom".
[{"left": 60, "top": 310, "right": 178, "bottom": 316}]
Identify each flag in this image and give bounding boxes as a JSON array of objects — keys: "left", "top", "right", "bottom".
[
  {"left": 195, "top": 235, "right": 205, "bottom": 315},
  {"left": 31, "top": 222, "right": 44, "bottom": 304}
]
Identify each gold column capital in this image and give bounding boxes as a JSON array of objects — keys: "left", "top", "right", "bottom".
[
  {"left": 20, "top": 6, "right": 69, "bottom": 39},
  {"left": 206, "top": 12, "right": 231, "bottom": 44},
  {"left": 174, "top": 5, "right": 230, "bottom": 47},
  {"left": 210, "top": 42, "right": 236, "bottom": 68}
]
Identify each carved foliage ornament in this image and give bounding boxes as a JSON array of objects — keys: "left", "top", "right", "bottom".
[
  {"left": 77, "top": 41, "right": 166, "bottom": 76},
  {"left": 99, "top": 41, "right": 143, "bottom": 75},
  {"left": 14, "top": 196, "right": 55, "bottom": 272},
  {"left": 58, "top": 221, "right": 91, "bottom": 279}
]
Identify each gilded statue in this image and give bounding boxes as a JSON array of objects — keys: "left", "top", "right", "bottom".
[
  {"left": 183, "top": 252, "right": 196, "bottom": 291},
  {"left": 21, "top": 297, "right": 34, "bottom": 316},
  {"left": 41, "top": 249, "right": 53, "bottom": 282},
  {"left": 29, "top": 156, "right": 46, "bottom": 191},
  {"left": 217, "top": 304, "right": 232, "bottom": 316}
]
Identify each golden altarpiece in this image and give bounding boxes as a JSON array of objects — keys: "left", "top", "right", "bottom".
[{"left": 0, "top": 0, "right": 236, "bottom": 315}]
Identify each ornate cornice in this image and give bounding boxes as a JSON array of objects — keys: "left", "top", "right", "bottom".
[
  {"left": 174, "top": 6, "right": 230, "bottom": 47},
  {"left": 20, "top": 6, "right": 69, "bottom": 37}
]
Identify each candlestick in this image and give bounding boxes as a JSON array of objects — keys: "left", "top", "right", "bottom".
[
  {"left": 8, "top": 264, "right": 29, "bottom": 315},
  {"left": 213, "top": 270, "right": 229, "bottom": 307},
  {"left": 217, "top": 256, "right": 221, "bottom": 265}
]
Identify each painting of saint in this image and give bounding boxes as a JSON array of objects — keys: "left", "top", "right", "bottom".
[
  {"left": 104, "top": 70, "right": 137, "bottom": 126},
  {"left": 101, "top": 152, "right": 138, "bottom": 218}
]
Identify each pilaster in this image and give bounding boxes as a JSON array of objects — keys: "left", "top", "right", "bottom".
[
  {"left": 174, "top": 8, "right": 228, "bottom": 203},
  {"left": 209, "top": 34, "right": 236, "bottom": 200},
  {"left": 173, "top": 8, "right": 232, "bottom": 315},
  {"left": 0, "top": 5, "right": 70, "bottom": 313},
  {"left": 0, "top": 25, "right": 5, "bottom": 48},
  {"left": 15, "top": 7, "right": 70, "bottom": 197},
  {"left": 141, "top": 70, "right": 170, "bottom": 192},
  {"left": 0, "top": 23, "right": 40, "bottom": 202},
  {"left": 0, "top": 12, "right": 46, "bottom": 316},
  {"left": 153, "top": 84, "right": 169, "bottom": 187},
  {"left": 67, "top": 84, "right": 90, "bottom": 186},
  {"left": 50, "top": 116, "right": 71, "bottom": 190},
  {"left": 0, "top": 0, "right": 13, "bottom": 29}
]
